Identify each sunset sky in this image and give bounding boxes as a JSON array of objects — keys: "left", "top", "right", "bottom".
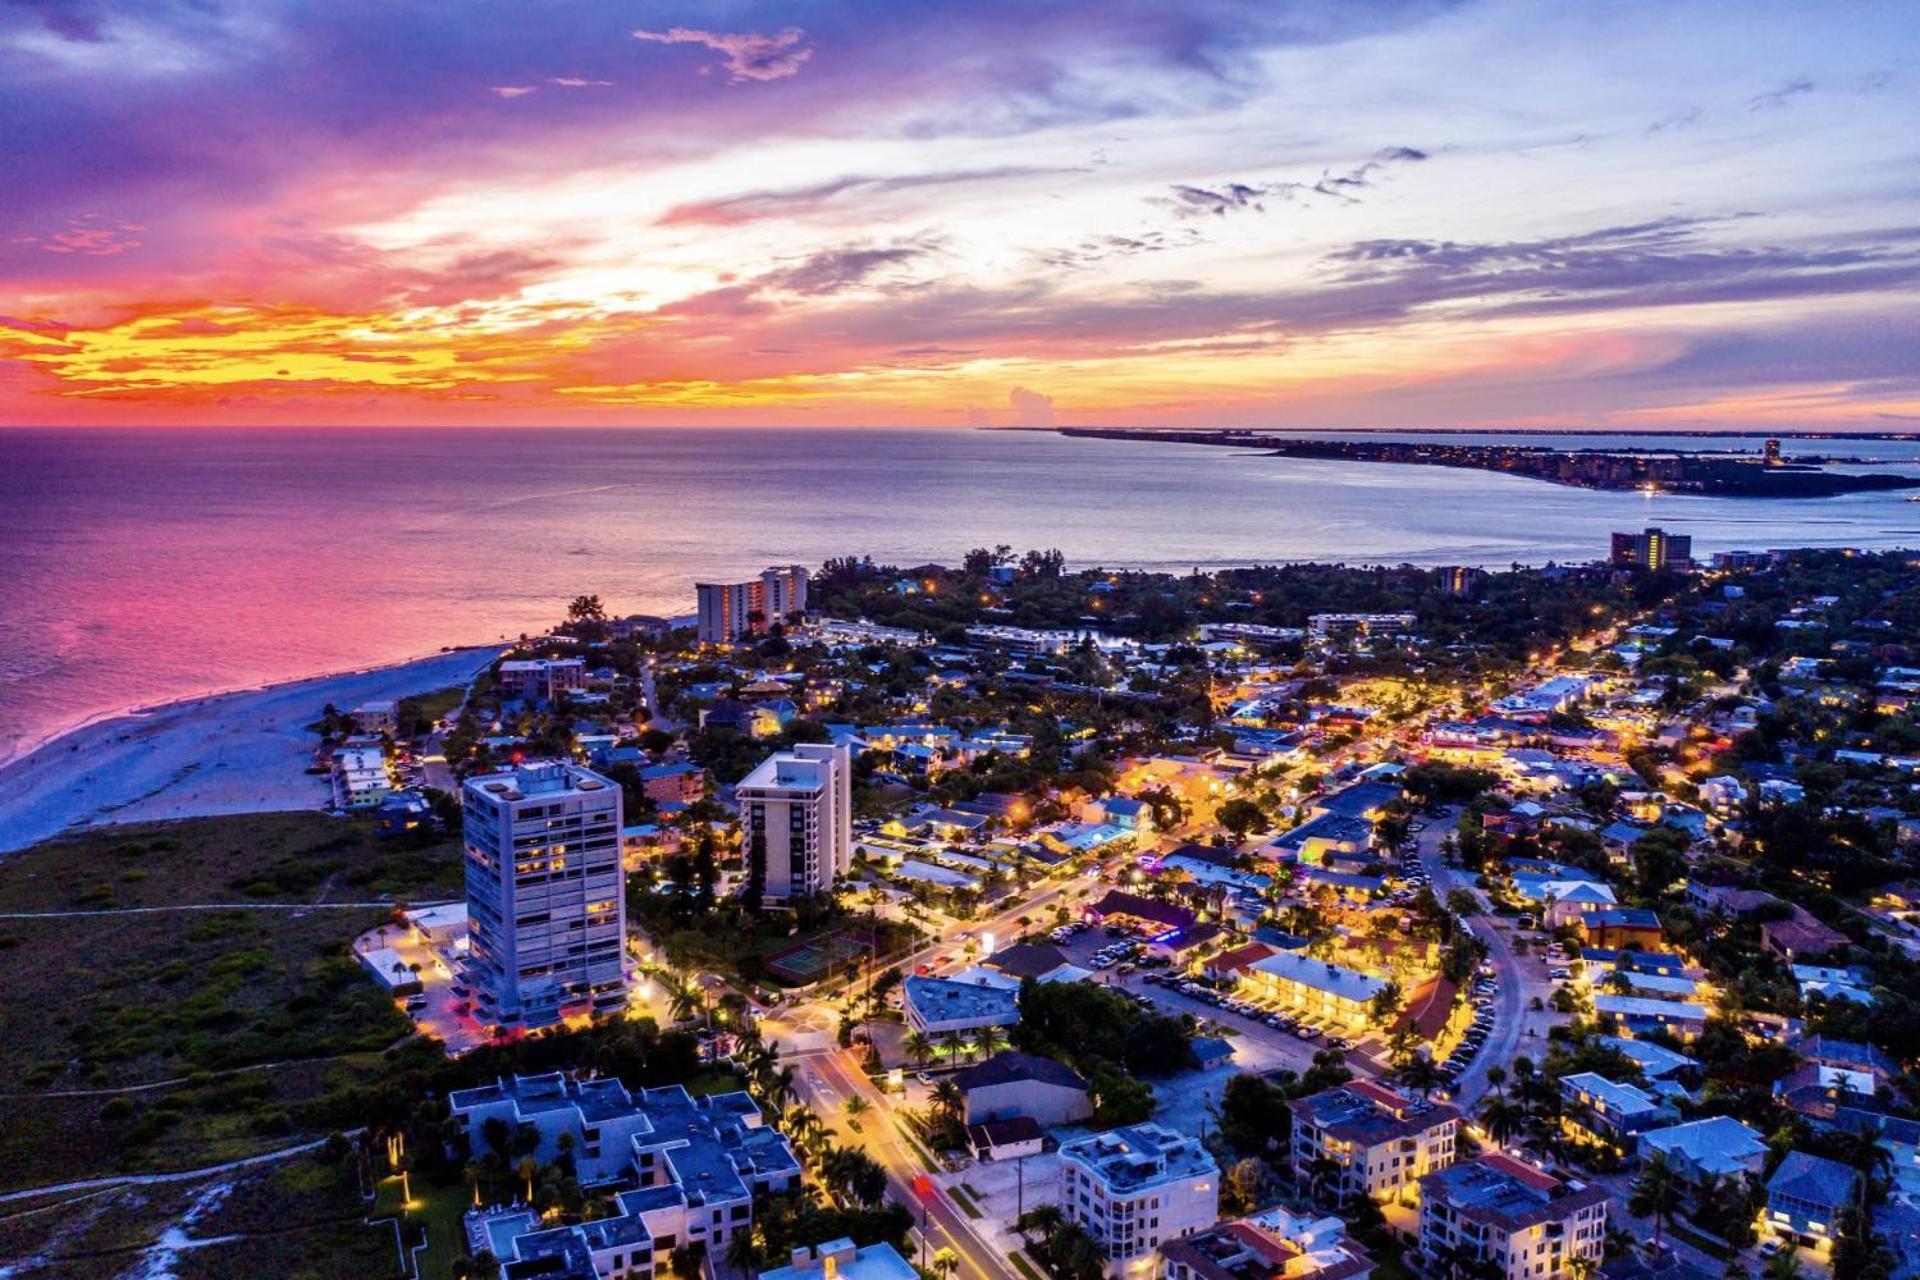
[{"left": 2, "top": 0, "right": 1918, "bottom": 429}]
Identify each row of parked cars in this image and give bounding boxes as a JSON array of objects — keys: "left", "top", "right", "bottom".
[
  {"left": 1138, "top": 973, "right": 1356, "bottom": 1051},
  {"left": 1431, "top": 971, "right": 1499, "bottom": 1087}
]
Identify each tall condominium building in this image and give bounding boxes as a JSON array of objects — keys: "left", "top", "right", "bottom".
[
  {"left": 1609, "top": 527, "right": 1693, "bottom": 572},
  {"left": 736, "top": 744, "right": 852, "bottom": 905},
  {"left": 695, "top": 566, "right": 810, "bottom": 644},
  {"left": 1058, "top": 1123, "right": 1220, "bottom": 1277},
  {"left": 462, "top": 761, "right": 626, "bottom": 1028},
  {"left": 1436, "top": 565, "right": 1483, "bottom": 597}
]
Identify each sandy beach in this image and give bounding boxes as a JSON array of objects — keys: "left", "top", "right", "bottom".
[{"left": 0, "top": 647, "right": 503, "bottom": 855}]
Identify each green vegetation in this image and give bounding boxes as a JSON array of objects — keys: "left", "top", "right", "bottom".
[{"left": 0, "top": 813, "right": 460, "bottom": 1191}]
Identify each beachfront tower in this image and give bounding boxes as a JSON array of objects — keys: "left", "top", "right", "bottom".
[
  {"left": 695, "top": 565, "right": 809, "bottom": 644},
  {"left": 461, "top": 761, "right": 626, "bottom": 1029},
  {"left": 736, "top": 743, "right": 852, "bottom": 905}
]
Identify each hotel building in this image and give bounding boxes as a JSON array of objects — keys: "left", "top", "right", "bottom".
[
  {"left": 461, "top": 761, "right": 626, "bottom": 1029},
  {"left": 736, "top": 744, "right": 852, "bottom": 904},
  {"left": 1239, "top": 952, "right": 1388, "bottom": 1035},
  {"left": 1610, "top": 528, "right": 1693, "bottom": 573}
]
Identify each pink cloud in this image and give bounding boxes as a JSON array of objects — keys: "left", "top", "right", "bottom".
[
  {"left": 631, "top": 26, "right": 812, "bottom": 83},
  {"left": 489, "top": 85, "right": 537, "bottom": 98},
  {"left": 33, "top": 221, "right": 143, "bottom": 256},
  {"left": 547, "top": 77, "right": 613, "bottom": 88}
]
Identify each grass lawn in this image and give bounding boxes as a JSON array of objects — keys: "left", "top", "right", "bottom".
[
  {"left": 0, "top": 813, "right": 464, "bottom": 1192},
  {"left": 180, "top": 1156, "right": 406, "bottom": 1280},
  {"left": 373, "top": 1170, "right": 471, "bottom": 1280}
]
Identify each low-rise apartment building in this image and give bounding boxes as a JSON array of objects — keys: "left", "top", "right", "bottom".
[
  {"left": 1240, "top": 951, "right": 1388, "bottom": 1035},
  {"left": 455, "top": 1073, "right": 801, "bottom": 1280},
  {"left": 1059, "top": 1123, "right": 1220, "bottom": 1276},
  {"left": 1289, "top": 1081, "right": 1460, "bottom": 1203},
  {"left": 1418, "top": 1155, "right": 1608, "bottom": 1280}
]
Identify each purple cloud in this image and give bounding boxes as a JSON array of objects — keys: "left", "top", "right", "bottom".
[{"left": 632, "top": 26, "right": 813, "bottom": 83}]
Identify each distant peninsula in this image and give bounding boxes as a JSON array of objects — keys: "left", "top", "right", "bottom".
[{"left": 1057, "top": 427, "right": 1920, "bottom": 498}]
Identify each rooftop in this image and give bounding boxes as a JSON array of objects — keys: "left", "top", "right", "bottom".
[
  {"left": 952, "top": 1050, "right": 1087, "bottom": 1093},
  {"left": 1422, "top": 1155, "right": 1607, "bottom": 1231},
  {"left": 1059, "top": 1122, "right": 1218, "bottom": 1192},
  {"left": 1250, "top": 950, "right": 1389, "bottom": 1004},
  {"left": 1638, "top": 1116, "right": 1767, "bottom": 1176},
  {"left": 902, "top": 976, "right": 1020, "bottom": 1026},
  {"left": 1290, "top": 1082, "right": 1460, "bottom": 1144}
]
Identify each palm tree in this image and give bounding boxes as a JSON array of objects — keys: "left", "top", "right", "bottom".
[
  {"left": 515, "top": 1155, "right": 539, "bottom": 1204},
  {"left": 1478, "top": 1095, "right": 1525, "bottom": 1149},
  {"left": 972, "top": 1023, "right": 1008, "bottom": 1061},
  {"left": 905, "top": 1031, "right": 935, "bottom": 1069},
  {"left": 1398, "top": 1053, "right": 1444, "bottom": 1100},
  {"left": 939, "top": 1028, "right": 968, "bottom": 1063},
  {"left": 767, "top": 1064, "right": 798, "bottom": 1111},
  {"left": 1485, "top": 1064, "right": 1507, "bottom": 1097},
  {"left": 844, "top": 1095, "right": 871, "bottom": 1126},
  {"left": 930, "top": 1078, "right": 963, "bottom": 1123},
  {"left": 1629, "top": 1153, "right": 1685, "bottom": 1250},
  {"left": 931, "top": 1247, "right": 961, "bottom": 1280},
  {"left": 724, "top": 1225, "right": 764, "bottom": 1279}
]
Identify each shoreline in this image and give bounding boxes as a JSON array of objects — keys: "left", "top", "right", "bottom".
[
  {"left": 0, "top": 641, "right": 505, "bottom": 775},
  {"left": 0, "top": 644, "right": 506, "bottom": 855}
]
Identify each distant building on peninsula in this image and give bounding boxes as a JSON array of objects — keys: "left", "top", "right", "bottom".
[
  {"left": 1436, "top": 565, "right": 1483, "bottom": 597},
  {"left": 1611, "top": 527, "right": 1692, "bottom": 573},
  {"left": 461, "top": 761, "right": 626, "bottom": 1029},
  {"left": 696, "top": 566, "right": 809, "bottom": 644},
  {"left": 736, "top": 743, "right": 851, "bottom": 903}
]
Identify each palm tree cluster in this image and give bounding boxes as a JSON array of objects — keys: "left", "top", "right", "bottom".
[{"left": 1474, "top": 1059, "right": 1562, "bottom": 1157}]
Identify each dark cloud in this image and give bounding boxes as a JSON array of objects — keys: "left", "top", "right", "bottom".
[
  {"left": 1037, "top": 228, "right": 1205, "bottom": 269},
  {"left": 1749, "top": 78, "right": 1814, "bottom": 110},
  {"left": 7, "top": 0, "right": 106, "bottom": 42},
  {"left": 761, "top": 240, "right": 939, "bottom": 295},
  {"left": 1157, "top": 147, "right": 1426, "bottom": 218},
  {"left": 1645, "top": 106, "right": 1702, "bottom": 134}
]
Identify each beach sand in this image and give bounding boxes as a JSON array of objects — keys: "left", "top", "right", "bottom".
[{"left": 0, "top": 647, "right": 503, "bottom": 854}]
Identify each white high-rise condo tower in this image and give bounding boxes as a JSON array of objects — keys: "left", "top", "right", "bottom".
[
  {"left": 736, "top": 743, "right": 852, "bottom": 904},
  {"left": 461, "top": 761, "right": 626, "bottom": 1028}
]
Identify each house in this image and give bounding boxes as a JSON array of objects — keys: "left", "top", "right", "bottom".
[
  {"left": 1059, "top": 1124, "right": 1219, "bottom": 1276},
  {"left": 968, "top": 1115, "right": 1045, "bottom": 1162},
  {"left": 1417, "top": 1155, "right": 1609, "bottom": 1280},
  {"left": 1761, "top": 909, "right": 1850, "bottom": 963},
  {"left": 1580, "top": 908, "right": 1664, "bottom": 952},
  {"left": 1161, "top": 1207, "right": 1375, "bottom": 1280},
  {"left": 374, "top": 792, "right": 436, "bottom": 838},
  {"left": 901, "top": 976, "right": 1020, "bottom": 1038},
  {"left": 951, "top": 1051, "right": 1092, "bottom": 1126},
  {"left": 1289, "top": 1081, "right": 1460, "bottom": 1202},
  {"left": 1593, "top": 994, "right": 1708, "bottom": 1040},
  {"left": 1542, "top": 882, "right": 1618, "bottom": 930},
  {"left": 1558, "top": 1074, "right": 1671, "bottom": 1143},
  {"left": 1089, "top": 796, "right": 1154, "bottom": 832},
  {"left": 1597, "top": 1036, "right": 1698, "bottom": 1082},
  {"left": 1636, "top": 1116, "right": 1768, "bottom": 1181},
  {"left": 1241, "top": 951, "right": 1389, "bottom": 1035},
  {"left": 1765, "top": 1151, "right": 1859, "bottom": 1248},
  {"left": 762, "top": 1240, "right": 917, "bottom": 1280}
]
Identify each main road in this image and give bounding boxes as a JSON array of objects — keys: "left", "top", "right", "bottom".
[
  {"left": 1412, "top": 810, "right": 1546, "bottom": 1107},
  {"left": 796, "top": 1045, "right": 1022, "bottom": 1280}
]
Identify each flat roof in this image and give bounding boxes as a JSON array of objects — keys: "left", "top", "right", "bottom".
[{"left": 1250, "top": 951, "right": 1388, "bottom": 1003}]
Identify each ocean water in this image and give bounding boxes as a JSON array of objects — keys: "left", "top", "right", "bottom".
[{"left": 3, "top": 425, "right": 1920, "bottom": 763}]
